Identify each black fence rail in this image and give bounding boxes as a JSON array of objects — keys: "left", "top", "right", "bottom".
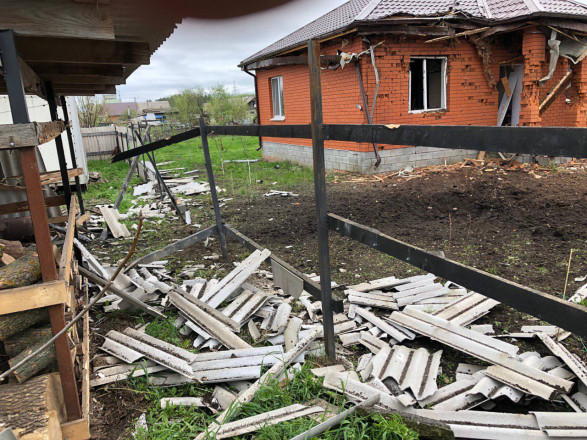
[{"left": 112, "top": 123, "right": 587, "bottom": 164}]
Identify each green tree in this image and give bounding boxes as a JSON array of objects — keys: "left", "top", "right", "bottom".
[
  {"left": 207, "top": 85, "right": 250, "bottom": 125},
  {"left": 76, "top": 96, "right": 108, "bottom": 127},
  {"left": 161, "top": 88, "right": 208, "bottom": 126}
]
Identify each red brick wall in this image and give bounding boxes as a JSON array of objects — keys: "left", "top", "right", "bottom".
[{"left": 256, "top": 32, "right": 580, "bottom": 153}]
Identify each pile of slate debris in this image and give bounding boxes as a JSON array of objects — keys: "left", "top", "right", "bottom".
[{"left": 80, "top": 243, "right": 587, "bottom": 439}]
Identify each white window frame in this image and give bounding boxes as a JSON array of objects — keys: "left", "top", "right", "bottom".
[
  {"left": 408, "top": 57, "right": 447, "bottom": 113},
  {"left": 270, "top": 76, "right": 285, "bottom": 121}
]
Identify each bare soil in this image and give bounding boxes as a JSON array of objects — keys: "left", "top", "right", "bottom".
[{"left": 89, "top": 162, "right": 587, "bottom": 438}]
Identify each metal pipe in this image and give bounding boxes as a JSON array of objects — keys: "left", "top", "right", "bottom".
[
  {"left": 308, "top": 39, "right": 336, "bottom": 359},
  {"left": 199, "top": 117, "right": 228, "bottom": 259},
  {"left": 355, "top": 62, "right": 381, "bottom": 167},
  {"left": 244, "top": 67, "right": 263, "bottom": 151},
  {"left": 45, "top": 81, "right": 72, "bottom": 210},
  {"left": 60, "top": 95, "right": 86, "bottom": 216}
]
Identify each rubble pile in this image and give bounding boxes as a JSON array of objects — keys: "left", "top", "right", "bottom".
[{"left": 82, "top": 245, "right": 587, "bottom": 439}]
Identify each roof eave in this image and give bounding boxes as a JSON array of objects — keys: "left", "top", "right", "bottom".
[{"left": 239, "top": 24, "right": 359, "bottom": 68}]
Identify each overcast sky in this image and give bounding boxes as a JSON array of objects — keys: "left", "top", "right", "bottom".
[{"left": 117, "top": 0, "right": 348, "bottom": 101}]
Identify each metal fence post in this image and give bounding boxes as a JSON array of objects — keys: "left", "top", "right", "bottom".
[
  {"left": 45, "top": 81, "right": 72, "bottom": 211},
  {"left": 308, "top": 39, "right": 336, "bottom": 359},
  {"left": 199, "top": 117, "right": 228, "bottom": 259},
  {"left": 60, "top": 95, "right": 86, "bottom": 216}
]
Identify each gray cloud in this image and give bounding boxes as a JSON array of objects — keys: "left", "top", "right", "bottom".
[{"left": 118, "top": 0, "right": 347, "bottom": 101}]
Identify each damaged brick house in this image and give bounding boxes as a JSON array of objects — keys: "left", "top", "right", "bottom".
[{"left": 240, "top": 0, "right": 587, "bottom": 173}]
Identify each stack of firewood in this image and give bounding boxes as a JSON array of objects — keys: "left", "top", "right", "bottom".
[
  {"left": 0, "top": 240, "right": 56, "bottom": 384},
  {"left": 0, "top": 240, "right": 66, "bottom": 439}
]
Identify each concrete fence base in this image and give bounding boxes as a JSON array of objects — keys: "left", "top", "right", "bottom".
[{"left": 262, "top": 142, "right": 572, "bottom": 174}]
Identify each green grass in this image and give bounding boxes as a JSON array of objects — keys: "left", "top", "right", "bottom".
[
  {"left": 85, "top": 136, "right": 318, "bottom": 211},
  {"left": 129, "top": 362, "right": 419, "bottom": 440}
]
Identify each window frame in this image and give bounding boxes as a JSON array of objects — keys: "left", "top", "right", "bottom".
[
  {"left": 408, "top": 57, "right": 447, "bottom": 113},
  {"left": 270, "top": 76, "right": 285, "bottom": 121}
]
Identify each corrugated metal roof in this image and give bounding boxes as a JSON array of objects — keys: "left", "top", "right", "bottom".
[{"left": 241, "top": 0, "right": 587, "bottom": 65}]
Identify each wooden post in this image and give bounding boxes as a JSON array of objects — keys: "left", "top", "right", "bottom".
[{"left": 308, "top": 39, "right": 335, "bottom": 359}]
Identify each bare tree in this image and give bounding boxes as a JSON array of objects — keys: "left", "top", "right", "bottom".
[{"left": 76, "top": 96, "right": 108, "bottom": 127}]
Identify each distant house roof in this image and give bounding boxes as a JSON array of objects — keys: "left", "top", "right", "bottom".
[
  {"left": 105, "top": 101, "right": 173, "bottom": 117},
  {"left": 241, "top": 0, "right": 587, "bottom": 65}
]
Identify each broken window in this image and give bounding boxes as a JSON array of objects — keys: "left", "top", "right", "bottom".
[
  {"left": 271, "top": 76, "right": 284, "bottom": 120},
  {"left": 409, "top": 58, "right": 447, "bottom": 112}
]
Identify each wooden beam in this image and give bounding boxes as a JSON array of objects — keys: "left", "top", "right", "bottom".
[
  {"left": 29, "top": 62, "right": 124, "bottom": 77},
  {"left": 0, "top": 194, "right": 66, "bottom": 216},
  {"left": 8, "top": 167, "right": 83, "bottom": 186},
  {"left": 358, "top": 25, "right": 455, "bottom": 38},
  {"left": 13, "top": 57, "right": 44, "bottom": 96},
  {"left": 539, "top": 70, "right": 572, "bottom": 115},
  {"left": 42, "top": 74, "right": 125, "bottom": 85},
  {"left": 425, "top": 26, "right": 490, "bottom": 43},
  {"left": 0, "top": 0, "right": 114, "bottom": 40},
  {"left": 0, "top": 280, "right": 69, "bottom": 315},
  {"left": 243, "top": 55, "right": 339, "bottom": 70},
  {"left": 0, "top": 121, "right": 66, "bottom": 149},
  {"left": 15, "top": 36, "right": 150, "bottom": 65}
]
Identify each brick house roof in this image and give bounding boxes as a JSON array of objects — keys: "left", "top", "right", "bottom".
[{"left": 241, "top": 0, "right": 587, "bottom": 65}]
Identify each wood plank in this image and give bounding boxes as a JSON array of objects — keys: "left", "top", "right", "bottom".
[
  {"left": 16, "top": 36, "right": 150, "bottom": 64},
  {"left": 0, "top": 0, "right": 114, "bottom": 40},
  {"left": 0, "top": 121, "right": 65, "bottom": 149},
  {"left": 76, "top": 212, "right": 91, "bottom": 227},
  {"left": 0, "top": 280, "right": 68, "bottom": 315},
  {"left": 243, "top": 55, "right": 339, "bottom": 70},
  {"left": 58, "top": 196, "right": 78, "bottom": 282},
  {"left": 425, "top": 26, "right": 490, "bottom": 43},
  {"left": 539, "top": 70, "right": 572, "bottom": 115},
  {"left": 49, "top": 215, "right": 69, "bottom": 225},
  {"left": 0, "top": 194, "right": 66, "bottom": 216},
  {"left": 41, "top": 168, "right": 84, "bottom": 186},
  {"left": 61, "top": 418, "right": 90, "bottom": 440},
  {"left": 81, "top": 286, "right": 90, "bottom": 418},
  {"left": 44, "top": 74, "right": 125, "bottom": 85}
]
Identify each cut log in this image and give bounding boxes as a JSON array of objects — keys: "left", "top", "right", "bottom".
[
  {"left": 0, "top": 239, "right": 24, "bottom": 259},
  {"left": 9, "top": 337, "right": 56, "bottom": 383},
  {"left": 0, "top": 373, "right": 65, "bottom": 440},
  {"left": 4, "top": 325, "right": 53, "bottom": 358},
  {"left": 0, "top": 308, "right": 49, "bottom": 340},
  {"left": 0, "top": 252, "right": 41, "bottom": 290},
  {"left": 1, "top": 253, "right": 16, "bottom": 265}
]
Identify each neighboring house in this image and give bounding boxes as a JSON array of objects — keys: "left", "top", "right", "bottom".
[
  {"left": 104, "top": 100, "right": 177, "bottom": 123},
  {"left": 240, "top": 0, "right": 587, "bottom": 173},
  {"left": 244, "top": 95, "right": 257, "bottom": 123}
]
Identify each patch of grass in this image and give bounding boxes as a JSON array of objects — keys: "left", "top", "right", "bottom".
[
  {"left": 129, "top": 362, "right": 419, "bottom": 440},
  {"left": 143, "top": 315, "right": 191, "bottom": 349},
  {"left": 85, "top": 135, "right": 321, "bottom": 212}
]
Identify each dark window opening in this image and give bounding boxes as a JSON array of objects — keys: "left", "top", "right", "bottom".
[{"left": 410, "top": 58, "right": 446, "bottom": 111}]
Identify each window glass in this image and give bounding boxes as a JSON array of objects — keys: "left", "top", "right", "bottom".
[
  {"left": 426, "top": 59, "right": 443, "bottom": 109},
  {"left": 271, "top": 77, "right": 284, "bottom": 117}
]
